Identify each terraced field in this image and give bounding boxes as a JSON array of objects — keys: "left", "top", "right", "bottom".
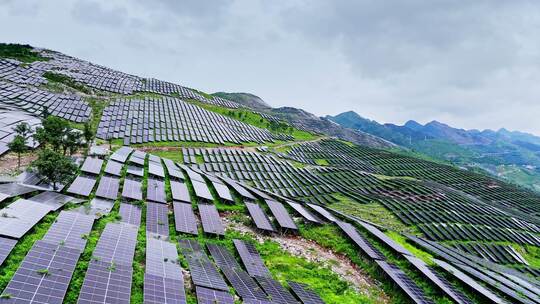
[{"left": 0, "top": 43, "right": 539, "bottom": 304}]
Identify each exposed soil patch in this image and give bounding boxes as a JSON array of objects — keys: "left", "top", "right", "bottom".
[
  {"left": 222, "top": 213, "right": 390, "bottom": 303},
  {"left": 0, "top": 152, "right": 37, "bottom": 175}
]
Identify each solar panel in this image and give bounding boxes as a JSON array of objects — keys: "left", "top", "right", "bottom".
[
  {"left": 78, "top": 260, "right": 133, "bottom": 304},
  {"left": 192, "top": 180, "right": 214, "bottom": 201},
  {"left": 146, "top": 202, "right": 169, "bottom": 238},
  {"left": 129, "top": 155, "right": 146, "bottom": 166},
  {"left": 119, "top": 203, "right": 142, "bottom": 227},
  {"left": 173, "top": 201, "right": 198, "bottom": 235},
  {"left": 27, "top": 191, "right": 77, "bottom": 211},
  {"left": 233, "top": 239, "right": 271, "bottom": 277},
  {"left": 288, "top": 281, "right": 325, "bottom": 304},
  {"left": 375, "top": 260, "right": 435, "bottom": 304},
  {"left": 74, "top": 198, "right": 115, "bottom": 218},
  {"left": 336, "top": 221, "right": 385, "bottom": 260},
  {"left": 147, "top": 178, "right": 167, "bottom": 203},
  {"left": 0, "top": 183, "right": 37, "bottom": 202},
  {"left": 66, "top": 175, "right": 97, "bottom": 197},
  {"left": 212, "top": 181, "right": 233, "bottom": 202},
  {"left": 0, "top": 199, "right": 52, "bottom": 239},
  {"left": 266, "top": 200, "right": 297, "bottom": 230},
  {"left": 170, "top": 180, "right": 191, "bottom": 202},
  {"left": 286, "top": 201, "right": 321, "bottom": 223},
  {"left": 144, "top": 273, "right": 187, "bottom": 304},
  {"left": 178, "top": 239, "right": 229, "bottom": 291},
  {"left": 92, "top": 222, "right": 138, "bottom": 266},
  {"left": 254, "top": 276, "right": 299, "bottom": 304},
  {"left": 95, "top": 175, "right": 120, "bottom": 200},
  {"left": 42, "top": 211, "right": 95, "bottom": 251},
  {"left": 221, "top": 266, "right": 269, "bottom": 301},
  {"left": 357, "top": 221, "right": 412, "bottom": 256},
  {"left": 1, "top": 240, "right": 81, "bottom": 304},
  {"left": 122, "top": 178, "right": 143, "bottom": 201},
  {"left": 149, "top": 162, "right": 165, "bottom": 178},
  {"left": 146, "top": 238, "right": 182, "bottom": 279},
  {"left": 245, "top": 201, "right": 275, "bottom": 232},
  {"left": 80, "top": 157, "right": 104, "bottom": 175},
  {"left": 0, "top": 236, "right": 17, "bottom": 266},
  {"left": 405, "top": 256, "right": 473, "bottom": 304},
  {"left": 126, "top": 165, "right": 144, "bottom": 177},
  {"left": 104, "top": 160, "right": 123, "bottom": 176},
  {"left": 110, "top": 146, "right": 133, "bottom": 163},
  {"left": 198, "top": 203, "right": 225, "bottom": 235},
  {"left": 307, "top": 204, "right": 337, "bottom": 222},
  {"left": 432, "top": 259, "right": 510, "bottom": 304},
  {"left": 195, "top": 286, "right": 234, "bottom": 304},
  {"left": 207, "top": 243, "right": 241, "bottom": 269}
]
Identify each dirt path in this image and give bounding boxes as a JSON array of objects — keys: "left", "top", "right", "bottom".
[{"left": 222, "top": 214, "right": 390, "bottom": 303}]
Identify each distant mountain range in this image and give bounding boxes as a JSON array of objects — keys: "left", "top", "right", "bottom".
[{"left": 327, "top": 111, "right": 540, "bottom": 191}]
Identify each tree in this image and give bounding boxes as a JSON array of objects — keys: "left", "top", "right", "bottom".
[
  {"left": 13, "top": 122, "right": 31, "bottom": 139},
  {"left": 33, "top": 116, "right": 70, "bottom": 152},
  {"left": 62, "top": 130, "right": 83, "bottom": 156},
  {"left": 83, "top": 122, "right": 94, "bottom": 151},
  {"left": 31, "top": 149, "right": 78, "bottom": 190},
  {"left": 8, "top": 135, "right": 27, "bottom": 170},
  {"left": 41, "top": 106, "right": 50, "bottom": 119}
]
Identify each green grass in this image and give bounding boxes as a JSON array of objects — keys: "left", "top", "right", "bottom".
[
  {"left": 43, "top": 72, "right": 92, "bottom": 94},
  {"left": 0, "top": 43, "right": 49, "bottom": 63},
  {"left": 148, "top": 149, "right": 184, "bottom": 163},
  {"left": 185, "top": 99, "right": 317, "bottom": 141},
  {"left": 330, "top": 193, "right": 416, "bottom": 234},
  {"left": 315, "top": 158, "right": 329, "bottom": 166}
]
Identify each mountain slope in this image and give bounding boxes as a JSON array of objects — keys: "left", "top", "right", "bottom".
[{"left": 328, "top": 110, "right": 540, "bottom": 191}]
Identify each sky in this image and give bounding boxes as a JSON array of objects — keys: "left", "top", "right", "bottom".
[{"left": 2, "top": 0, "right": 540, "bottom": 135}]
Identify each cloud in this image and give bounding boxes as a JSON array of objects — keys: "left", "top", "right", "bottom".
[{"left": 1, "top": 0, "right": 540, "bottom": 135}]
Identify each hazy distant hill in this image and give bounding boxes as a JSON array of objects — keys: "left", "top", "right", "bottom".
[{"left": 328, "top": 111, "right": 540, "bottom": 191}]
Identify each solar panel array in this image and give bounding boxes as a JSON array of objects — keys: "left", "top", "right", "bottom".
[
  {"left": 66, "top": 175, "right": 97, "bottom": 197},
  {"left": 178, "top": 239, "right": 229, "bottom": 291},
  {"left": 233, "top": 239, "right": 271, "bottom": 278},
  {"left": 1, "top": 240, "right": 82, "bottom": 304},
  {"left": 375, "top": 260, "right": 435, "bottom": 304},
  {"left": 335, "top": 221, "right": 384, "bottom": 260},
  {"left": 110, "top": 146, "right": 133, "bottom": 163},
  {"left": 245, "top": 201, "right": 275, "bottom": 232},
  {"left": 0, "top": 80, "right": 91, "bottom": 123},
  {"left": 170, "top": 180, "right": 191, "bottom": 202},
  {"left": 0, "top": 199, "right": 53, "bottom": 239},
  {"left": 266, "top": 200, "right": 297, "bottom": 230},
  {"left": 119, "top": 203, "right": 142, "bottom": 226},
  {"left": 195, "top": 286, "right": 234, "bottom": 304},
  {"left": 146, "top": 202, "right": 169, "bottom": 238},
  {"left": 172, "top": 201, "right": 198, "bottom": 235},
  {"left": 97, "top": 97, "right": 288, "bottom": 145},
  {"left": 94, "top": 175, "right": 120, "bottom": 200},
  {"left": 144, "top": 238, "right": 186, "bottom": 303},
  {"left": 122, "top": 177, "right": 143, "bottom": 201},
  {"left": 147, "top": 178, "right": 166, "bottom": 203},
  {"left": 27, "top": 191, "right": 77, "bottom": 211},
  {"left": 0, "top": 209, "right": 95, "bottom": 304},
  {"left": 80, "top": 157, "right": 103, "bottom": 175},
  {"left": 0, "top": 236, "right": 17, "bottom": 266},
  {"left": 104, "top": 160, "right": 123, "bottom": 176},
  {"left": 78, "top": 221, "right": 139, "bottom": 304},
  {"left": 198, "top": 203, "right": 225, "bottom": 236},
  {"left": 0, "top": 109, "right": 40, "bottom": 156},
  {"left": 0, "top": 183, "right": 37, "bottom": 202},
  {"left": 288, "top": 281, "right": 325, "bottom": 304},
  {"left": 254, "top": 276, "right": 299, "bottom": 304}
]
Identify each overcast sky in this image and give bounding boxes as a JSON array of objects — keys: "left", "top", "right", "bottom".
[{"left": 2, "top": 0, "right": 540, "bottom": 135}]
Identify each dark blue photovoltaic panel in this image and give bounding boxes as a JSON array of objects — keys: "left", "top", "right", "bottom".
[
  {"left": 170, "top": 180, "right": 191, "bottom": 202},
  {"left": 173, "top": 201, "right": 198, "bottom": 235},
  {"left": 245, "top": 201, "right": 275, "bottom": 232},
  {"left": 195, "top": 286, "right": 234, "bottom": 304},
  {"left": 266, "top": 200, "right": 297, "bottom": 230},
  {"left": 376, "top": 260, "right": 434, "bottom": 304},
  {"left": 0, "top": 236, "right": 17, "bottom": 266},
  {"left": 198, "top": 203, "right": 225, "bottom": 235},
  {"left": 254, "top": 276, "right": 299, "bottom": 304},
  {"left": 233, "top": 239, "right": 271, "bottom": 278},
  {"left": 336, "top": 221, "right": 384, "bottom": 260},
  {"left": 288, "top": 281, "right": 325, "bottom": 304}
]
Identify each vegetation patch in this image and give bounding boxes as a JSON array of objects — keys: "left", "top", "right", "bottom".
[
  {"left": 330, "top": 194, "right": 416, "bottom": 234},
  {"left": 0, "top": 43, "right": 49, "bottom": 63},
  {"left": 43, "top": 72, "right": 92, "bottom": 94}
]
